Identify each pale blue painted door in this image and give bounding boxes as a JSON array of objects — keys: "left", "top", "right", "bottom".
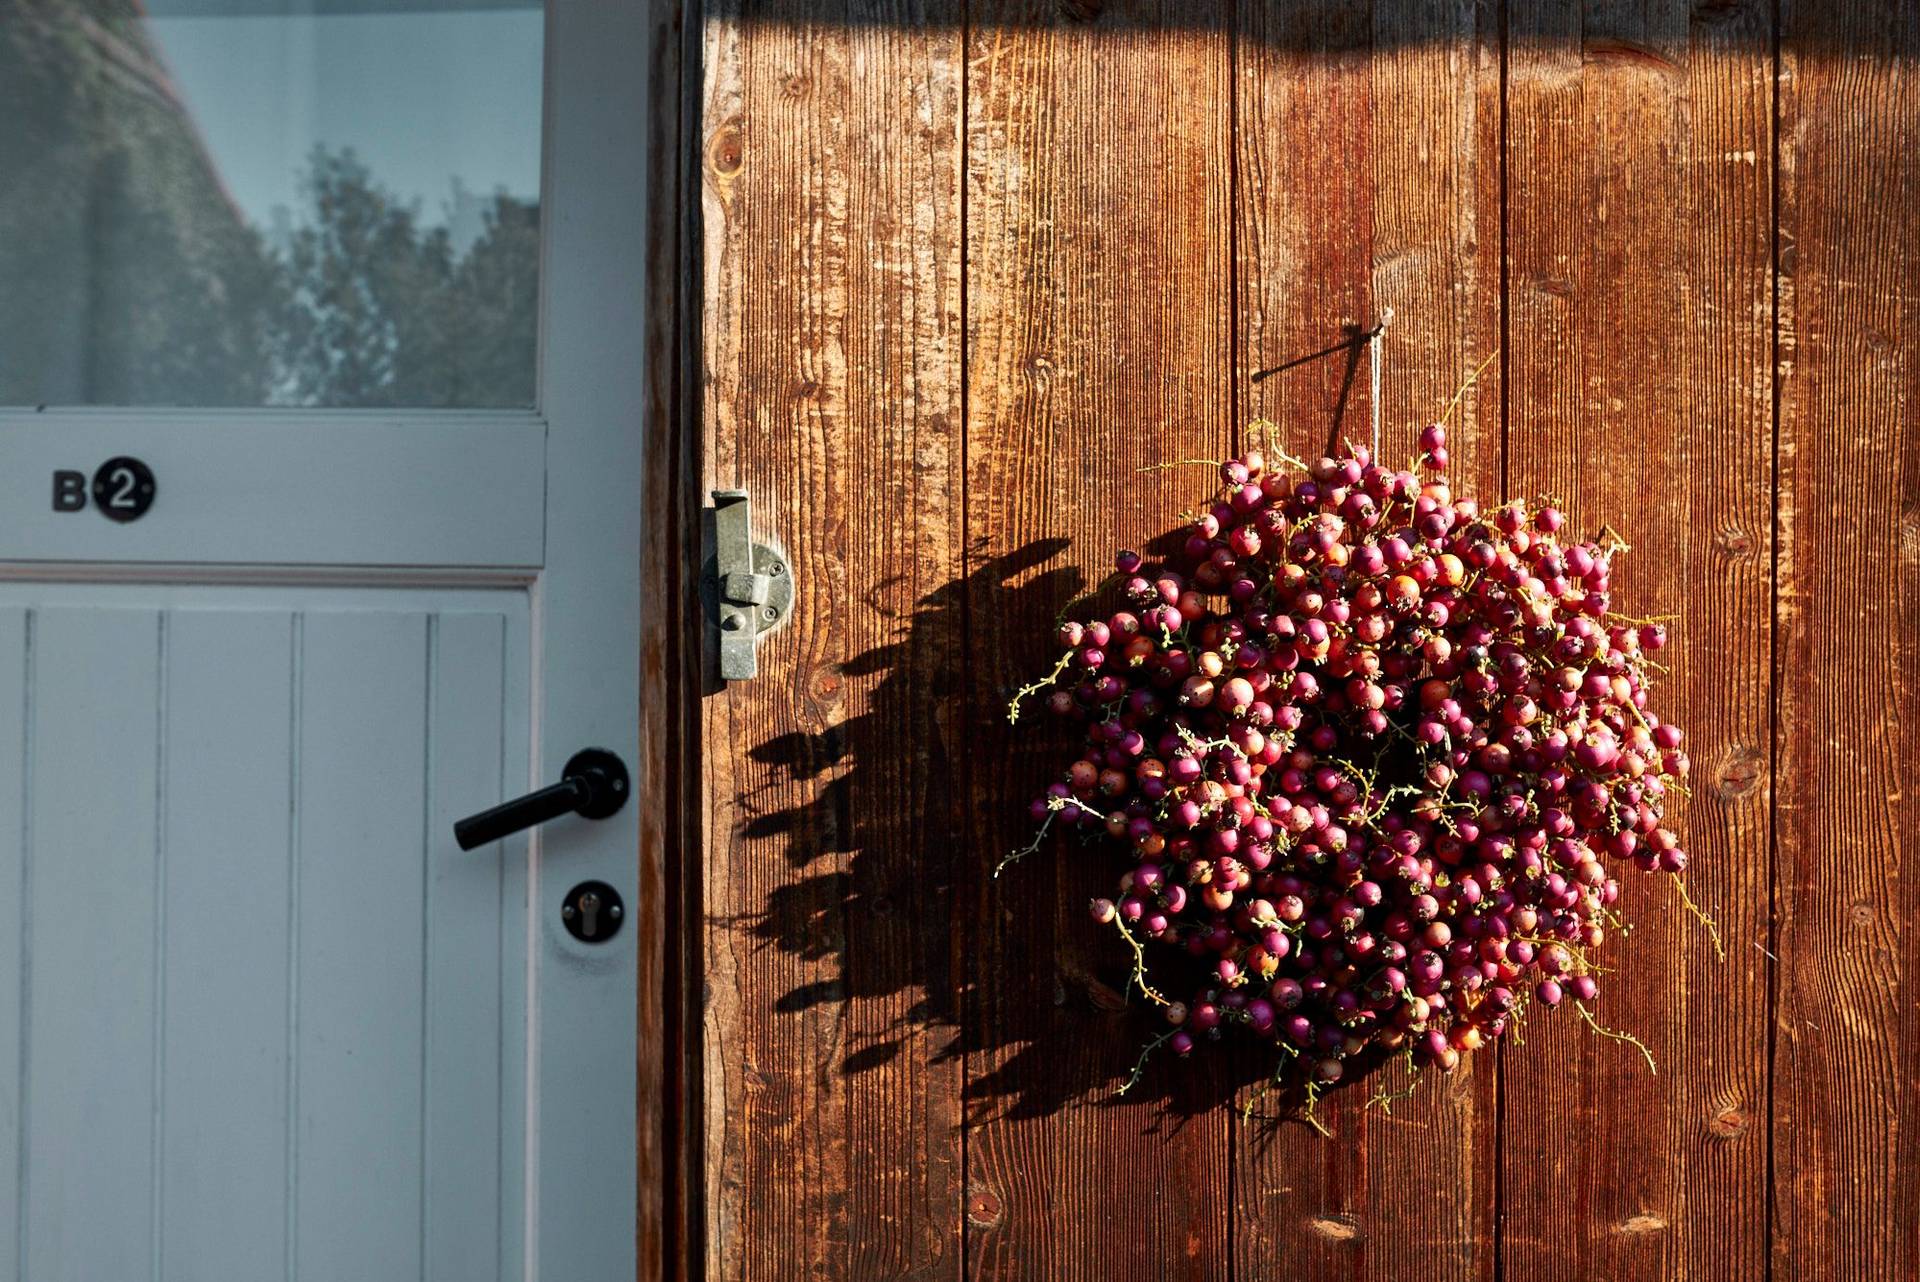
[{"left": 0, "top": 1, "right": 649, "bottom": 1279}]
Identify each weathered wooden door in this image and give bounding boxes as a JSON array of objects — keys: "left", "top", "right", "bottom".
[{"left": 682, "top": 2, "right": 1914, "bottom": 1279}]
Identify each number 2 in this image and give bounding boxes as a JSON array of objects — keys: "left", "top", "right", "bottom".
[{"left": 107, "top": 467, "right": 138, "bottom": 509}]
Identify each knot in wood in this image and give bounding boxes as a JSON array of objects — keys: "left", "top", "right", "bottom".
[
  {"left": 1308, "top": 1213, "right": 1362, "bottom": 1242},
  {"left": 967, "top": 1189, "right": 1004, "bottom": 1227},
  {"left": 1709, "top": 1104, "right": 1750, "bottom": 1139},
  {"left": 706, "top": 123, "right": 745, "bottom": 178},
  {"left": 1715, "top": 745, "right": 1764, "bottom": 801}
]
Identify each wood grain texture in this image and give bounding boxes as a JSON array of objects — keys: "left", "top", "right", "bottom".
[
  {"left": 1772, "top": 5, "right": 1920, "bottom": 1280},
  {"left": 1502, "top": 3, "right": 1774, "bottom": 1278},
  {"left": 1229, "top": 5, "right": 1503, "bottom": 1276},
  {"left": 684, "top": 5, "right": 1920, "bottom": 1278},
  {"left": 961, "top": 5, "right": 1233, "bottom": 1279},
  {"left": 697, "top": 3, "right": 966, "bottom": 1279}
]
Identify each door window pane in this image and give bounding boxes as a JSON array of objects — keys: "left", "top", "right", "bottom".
[{"left": 0, "top": 0, "right": 543, "bottom": 409}]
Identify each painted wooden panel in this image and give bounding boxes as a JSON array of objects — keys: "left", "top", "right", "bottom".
[
  {"left": 161, "top": 609, "right": 296, "bottom": 1281},
  {"left": 294, "top": 609, "right": 432, "bottom": 1280},
  {"left": 25, "top": 606, "right": 161, "bottom": 1282},
  {"left": 0, "top": 588, "right": 527, "bottom": 1282},
  {"left": 425, "top": 612, "right": 512, "bottom": 1282},
  {"left": 0, "top": 412, "right": 545, "bottom": 569}
]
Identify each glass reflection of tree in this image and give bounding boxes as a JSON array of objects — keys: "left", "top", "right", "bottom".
[
  {"left": 0, "top": 0, "right": 539, "bottom": 410},
  {"left": 273, "top": 148, "right": 538, "bottom": 409}
]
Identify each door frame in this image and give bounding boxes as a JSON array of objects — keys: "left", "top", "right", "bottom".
[
  {"left": 640, "top": 2, "right": 700, "bottom": 1279},
  {"left": 638, "top": 0, "right": 706, "bottom": 1279}
]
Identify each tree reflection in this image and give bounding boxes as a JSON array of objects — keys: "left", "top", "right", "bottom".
[
  {"left": 272, "top": 149, "right": 538, "bottom": 409},
  {"left": 0, "top": 0, "right": 539, "bottom": 410}
]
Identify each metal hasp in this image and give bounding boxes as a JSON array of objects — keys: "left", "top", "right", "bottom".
[
  {"left": 706, "top": 489, "right": 792, "bottom": 680},
  {"left": 452, "top": 747, "right": 631, "bottom": 850}
]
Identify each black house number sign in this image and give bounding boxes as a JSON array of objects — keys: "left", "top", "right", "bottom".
[{"left": 52, "top": 458, "right": 157, "bottom": 523}]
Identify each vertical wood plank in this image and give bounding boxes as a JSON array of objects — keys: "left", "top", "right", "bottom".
[
  {"left": 161, "top": 609, "right": 294, "bottom": 1281},
  {"left": 0, "top": 609, "right": 23, "bottom": 1282},
  {"left": 425, "top": 613, "right": 509, "bottom": 1282},
  {"left": 1503, "top": 2, "right": 1774, "bottom": 1276},
  {"left": 294, "top": 611, "right": 429, "bottom": 1281},
  {"left": 24, "top": 607, "right": 160, "bottom": 1282},
  {"left": 962, "top": 6, "right": 1233, "bottom": 1279},
  {"left": 698, "top": 3, "right": 965, "bottom": 1278},
  {"left": 1773, "top": 7, "right": 1920, "bottom": 1280},
  {"left": 1229, "top": 5, "right": 1504, "bottom": 1276}
]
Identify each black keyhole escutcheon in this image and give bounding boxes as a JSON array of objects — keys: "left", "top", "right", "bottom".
[{"left": 562, "top": 880, "right": 624, "bottom": 944}]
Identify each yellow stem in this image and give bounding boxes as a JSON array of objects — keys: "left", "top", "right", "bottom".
[
  {"left": 1671, "top": 876, "right": 1727, "bottom": 961},
  {"left": 1440, "top": 348, "right": 1501, "bottom": 428},
  {"left": 1574, "top": 1001, "right": 1657, "bottom": 1075},
  {"left": 1136, "top": 457, "right": 1225, "bottom": 474},
  {"left": 1006, "top": 648, "right": 1075, "bottom": 724},
  {"left": 1112, "top": 916, "right": 1170, "bottom": 1007}
]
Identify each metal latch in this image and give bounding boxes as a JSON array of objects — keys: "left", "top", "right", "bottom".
[{"left": 703, "top": 489, "right": 792, "bottom": 680}]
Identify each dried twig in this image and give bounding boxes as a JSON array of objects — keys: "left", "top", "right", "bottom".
[{"left": 1575, "top": 1001, "right": 1657, "bottom": 1075}]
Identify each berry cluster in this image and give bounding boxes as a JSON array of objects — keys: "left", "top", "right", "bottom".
[{"left": 1008, "top": 425, "right": 1690, "bottom": 1090}]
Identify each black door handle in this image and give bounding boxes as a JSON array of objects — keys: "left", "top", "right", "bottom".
[{"left": 454, "top": 748, "right": 630, "bottom": 850}]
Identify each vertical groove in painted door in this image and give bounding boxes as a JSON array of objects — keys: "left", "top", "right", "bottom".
[
  {"left": 25, "top": 608, "right": 162, "bottom": 1282},
  {"left": 0, "top": 609, "right": 22, "bottom": 1282},
  {"left": 425, "top": 613, "right": 509, "bottom": 1282},
  {"left": 161, "top": 611, "right": 296, "bottom": 1281},
  {"left": 294, "top": 611, "right": 431, "bottom": 1281},
  {"left": 286, "top": 611, "right": 305, "bottom": 1282}
]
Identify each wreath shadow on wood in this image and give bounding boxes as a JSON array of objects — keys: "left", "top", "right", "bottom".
[{"left": 731, "top": 537, "right": 1366, "bottom": 1142}]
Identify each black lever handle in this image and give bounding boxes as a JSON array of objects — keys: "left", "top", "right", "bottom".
[{"left": 454, "top": 748, "right": 630, "bottom": 851}]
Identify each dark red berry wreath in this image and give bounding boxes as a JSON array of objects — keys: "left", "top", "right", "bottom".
[{"left": 1004, "top": 419, "right": 1708, "bottom": 1115}]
